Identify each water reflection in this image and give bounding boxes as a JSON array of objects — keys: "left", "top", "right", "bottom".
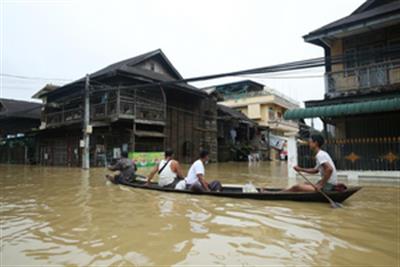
[{"left": 1, "top": 163, "right": 399, "bottom": 266}]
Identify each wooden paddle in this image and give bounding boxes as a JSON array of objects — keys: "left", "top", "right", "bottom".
[{"left": 297, "top": 171, "right": 342, "bottom": 208}]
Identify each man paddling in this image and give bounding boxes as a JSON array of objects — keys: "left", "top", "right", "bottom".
[
  {"left": 185, "top": 149, "right": 222, "bottom": 192},
  {"left": 284, "top": 134, "right": 337, "bottom": 192},
  {"left": 106, "top": 151, "right": 137, "bottom": 184},
  {"left": 146, "top": 149, "right": 184, "bottom": 188}
]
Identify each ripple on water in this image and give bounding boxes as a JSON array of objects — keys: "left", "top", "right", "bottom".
[{"left": 1, "top": 163, "right": 399, "bottom": 266}]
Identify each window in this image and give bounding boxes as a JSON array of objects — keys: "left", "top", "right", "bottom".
[
  {"left": 344, "top": 48, "right": 357, "bottom": 75},
  {"left": 268, "top": 107, "right": 275, "bottom": 120},
  {"left": 388, "top": 38, "right": 400, "bottom": 61}
]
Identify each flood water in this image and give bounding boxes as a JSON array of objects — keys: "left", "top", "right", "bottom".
[{"left": 1, "top": 162, "right": 399, "bottom": 266}]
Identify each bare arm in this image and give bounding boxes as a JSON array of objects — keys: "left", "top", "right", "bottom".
[
  {"left": 197, "top": 174, "right": 209, "bottom": 191},
  {"left": 294, "top": 165, "right": 318, "bottom": 174},
  {"left": 108, "top": 161, "right": 121, "bottom": 171},
  {"left": 171, "top": 161, "right": 185, "bottom": 179},
  {"left": 147, "top": 165, "right": 159, "bottom": 184},
  {"left": 317, "top": 162, "right": 333, "bottom": 186}
]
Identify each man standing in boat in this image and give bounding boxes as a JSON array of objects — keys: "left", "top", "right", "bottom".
[
  {"left": 185, "top": 149, "right": 222, "bottom": 192},
  {"left": 146, "top": 149, "right": 184, "bottom": 188},
  {"left": 106, "top": 151, "right": 137, "bottom": 184},
  {"left": 284, "top": 134, "right": 337, "bottom": 192}
]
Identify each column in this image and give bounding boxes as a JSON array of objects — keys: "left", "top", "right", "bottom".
[{"left": 286, "top": 132, "right": 298, "bottom": 179}]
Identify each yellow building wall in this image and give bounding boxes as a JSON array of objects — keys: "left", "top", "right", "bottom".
[{"left": 247, "top": 103, "right": 261, "bottom": 119}]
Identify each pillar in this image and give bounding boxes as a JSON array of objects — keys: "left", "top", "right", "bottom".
[{"left": 286, "top": 132, "right": 298, "bottom": 179}]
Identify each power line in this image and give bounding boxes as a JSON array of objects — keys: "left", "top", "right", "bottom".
[
  {"left": 238, "top": 74, "right": 323, "bottom": 79},
  {"left": 0, "top": 73, "right": 73, "bottom": 82},
  {"left": 2, "top": 45, "right": 400, "bottom": 118}
]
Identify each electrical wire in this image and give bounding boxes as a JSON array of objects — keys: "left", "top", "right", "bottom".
[
  {"left": 0, "top": 73, "right": 73, "bottom": 82},
  {"left": 2, "top": 45, "right": 399, "bottom": 118}
]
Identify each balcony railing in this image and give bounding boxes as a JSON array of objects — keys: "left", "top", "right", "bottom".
[
  {"left": 325, "top": 60, "right": 400, "bottom": 93},
  {"left": 46, "top": 108, "right": 82, "bottom": 126},
  {"left": 46, "top": 98, "right": 165, "bottom": 127}
]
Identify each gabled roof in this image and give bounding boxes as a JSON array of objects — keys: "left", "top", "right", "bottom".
[
  {"left": 47, "top": 49, "right": 204, "bottom": 97},
  {"left": 0, "top": 98, "right": 42, "bottom": 119},
  {"left": 351, "top": 0, "right": 395, "bottom": 15},
  {"left": 304, "top": 0, "right": 400, "bottom": 44},
  {"left": 32, "top": 84, "right": 60, "bottom": 99},
  {"left": 87, "top": 49, "right": 184, "bottom": 81}
]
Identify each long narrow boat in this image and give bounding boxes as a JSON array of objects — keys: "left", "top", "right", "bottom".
[{"left": 119, "top": 180, "right": 361, "bottom": 203}]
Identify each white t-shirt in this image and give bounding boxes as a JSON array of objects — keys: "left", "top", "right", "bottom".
[
  {"left": 185, "top": 159, "right": 205, "bottom": 185},
  {"left": 315, "top": 150, "right": 337, "bottom": 185},
  {"left": 158, "top": 159, "right": 176, "bottom": 187}
]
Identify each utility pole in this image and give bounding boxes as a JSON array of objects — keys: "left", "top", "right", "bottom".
[{"left": 82, "top": 74, "right": 90, "bottom": 169}]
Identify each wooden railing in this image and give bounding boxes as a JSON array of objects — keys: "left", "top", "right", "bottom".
[
  {"left": 298, "top": 137, "right": 400, "bottom": 171},
  {"left": 46, "top": 98, "right": 166, "bottom": 126},
  {"left": 47, "top": 107, "right": 82, "bottom": 126}
]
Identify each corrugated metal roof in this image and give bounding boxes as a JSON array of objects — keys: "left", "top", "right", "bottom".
[
  {"left": 217, "top": 104, "right": 256, "bottom": 125},
  {"left": 0, "top": 98, "right": 42, "bottom": 119},
  {"left": 283, "top": 97, "right": 400, "bottom": 120}
]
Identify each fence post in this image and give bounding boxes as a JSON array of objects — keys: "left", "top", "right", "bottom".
[{"left": 286, "top": 132, "right": 298, "bottom": 179}]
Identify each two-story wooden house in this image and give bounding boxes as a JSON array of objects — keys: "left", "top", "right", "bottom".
[
  {"left": 285, "top": 0, "right": 400, "bottom": 171},
  {"left": 33, "top": 49, "right": 217, "bottom": 166}
]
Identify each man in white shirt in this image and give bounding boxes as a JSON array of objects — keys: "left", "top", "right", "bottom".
[
  {"left": 284, "top": 134, "right": 337, "bottom": 192},
  {"left": 185, "top": 149, "right": 222, "bottom": 192},
  {"left": 146, "top": 149, "right": 184, "bottom": 188}
]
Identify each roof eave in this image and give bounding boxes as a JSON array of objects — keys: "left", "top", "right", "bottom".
[{"left": 304, "top": 13, "right": 400, "bottom": 46}]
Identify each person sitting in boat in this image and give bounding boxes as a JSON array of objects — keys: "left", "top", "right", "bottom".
[
  {"left": 185, "top": 149, "right": 222, "bottom": 192},
  {"left": 284, "top": 134, "right": 337, "bottom": 192},
  {"left": 106, "top": 151, "right": 137, "bottom": 184},
  {"left": 146, "top": 149, "right": 184, "bottom": 188}
]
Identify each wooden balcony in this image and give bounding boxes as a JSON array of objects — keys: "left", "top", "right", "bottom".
[{"left": 45, "top": 98, "right": 166, "bottom": 128}]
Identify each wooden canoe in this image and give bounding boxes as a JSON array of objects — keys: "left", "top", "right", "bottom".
[{"left": 119, "top": 180, "right": 361, "bottom": 203}]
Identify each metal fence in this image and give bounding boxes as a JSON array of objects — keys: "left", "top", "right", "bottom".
[{"left": 298, "top": 137, "right": 400, "bottom": 171}]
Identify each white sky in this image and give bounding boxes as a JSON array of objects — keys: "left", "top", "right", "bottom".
[{"left": 1, "top": 0, "right": 364, "bottom": 107}]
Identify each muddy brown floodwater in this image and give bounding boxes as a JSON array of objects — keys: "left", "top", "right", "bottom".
[{"left": 1, "top": 162, "right": 399, "bottom": 266}]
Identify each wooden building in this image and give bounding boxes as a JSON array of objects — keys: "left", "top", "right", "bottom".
[
  {"left": 285, "top": 0, "right": 400, "bottom": 171},
  {"left": 0, "top": 98, "right": 42, "bottom": 163},
  {"left": 33, "top": 49, "right": 217, "bottom": 166}
]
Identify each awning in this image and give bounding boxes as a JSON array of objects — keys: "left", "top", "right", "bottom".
[{"left": 284, "top": 97, "right": 400, "bottom": 120}]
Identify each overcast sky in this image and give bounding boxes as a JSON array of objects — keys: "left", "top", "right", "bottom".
[{"left": 1, "top": 0, "right": 364, "bottom": 106}]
